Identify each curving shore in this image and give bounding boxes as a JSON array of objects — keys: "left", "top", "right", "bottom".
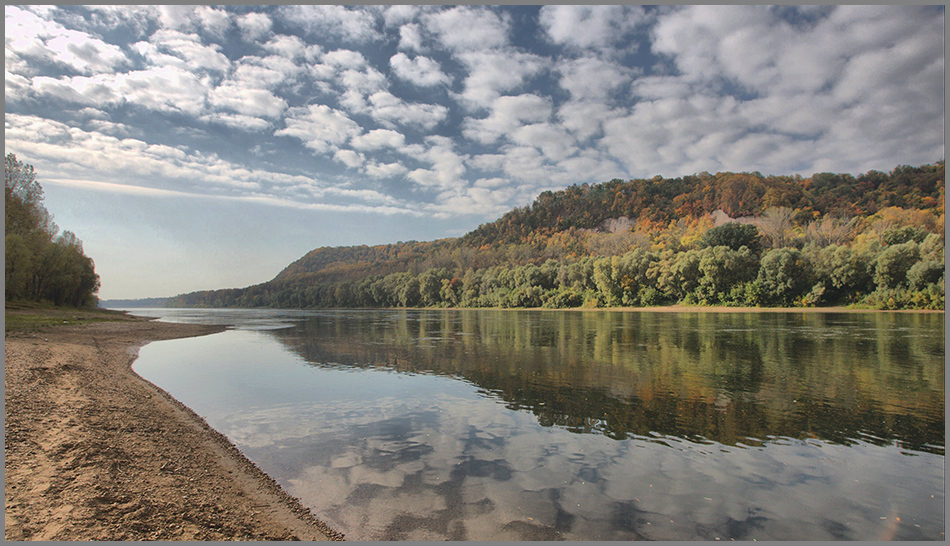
[{"left": 4, "top": 319, "right": 343, "bottom": 541}]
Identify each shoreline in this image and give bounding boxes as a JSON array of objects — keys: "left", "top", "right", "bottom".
[
  {"left": 125, "top": 305, "right": 945, "bottom": 314},
  {"left": 4, "top": 319, "right": 343, "bottom": 541}
]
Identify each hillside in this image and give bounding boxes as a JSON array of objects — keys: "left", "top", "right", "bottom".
[{"left": 164, "top": 163, "right": 945, "bottom": 310}]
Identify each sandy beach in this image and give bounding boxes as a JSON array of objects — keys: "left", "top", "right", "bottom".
[{"left": 4, "top": 319, "right": 343, "bottom": 541}]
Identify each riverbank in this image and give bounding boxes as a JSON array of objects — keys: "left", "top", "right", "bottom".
[
  {"left": 375, "top": 304, "right": 945, "bottom": 314},
  {"left": 4, "top": 319, "right": 343, "bottom": 541}
]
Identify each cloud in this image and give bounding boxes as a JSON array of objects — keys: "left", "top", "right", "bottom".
[
  {"left": 382, "top": 5, "right": 419, "bottom": 27},
  {"left": 134, "top": 29, "right": 231, "bottom": 73},
  {"left": 199, "top": 113, "right": 271, "bottom": 132},
  {"left": 333, "top": 149, "right": 365, "bottom": 168},
  {"left": 230, "top": 55, "right": 303, "bottom": 89},
  {"left": 323, "top": 49, "right": 367, "bottom": 69},
  {"left": 556, "top": 101, "right": 618, "bottom": 142},
  {"left": 193, "top": 6, "right": 231, "bottom": 38},
  {"left": 156, "top": 6, "right": 196, "bottom": 30},
  {"left": 428, "top": 186, "right": 517, "bottom": 218},
  {"left": 539, "top": 5, "right": 648, "bottom": 50},
  {"left": 210, "top": 83, "right": 287, "bottom": 118},
  {"left": 556, "top": 56, "right": 635, "bottom": 102},
  {"left": 5, "top": 6, "right": 129, "bottom": 75},
  {"left": 406, "top": 136, "right": 469, "bottom": 190},
  {"left": 28, "top": 64, "right": 214, "bottom": 116},
  {"left": 351, "top": 129, "right": 406, "bottom": 151},
  {"left": 423, "top": 6, "right": 509, "bottom": 51},
  {"left": 509, "top": 123, "right": 577, "bottom": 161},
  {"left": 462, "top": 94, "right": 552, "bottom": 144},
  {"left": 275, "top": 104, "right": 363, "bottom": 154},
  {"left": 279, "top": 5, "right": 381, "bottom": 43},
  {"left": 390, "top": 53, "right": 451, "bottom": 87},
  {"left": 397, "top": 23, "right": 425, "bottom": 52},
  {"left": 625, "top": 4, "right": 946, "bottom": 176},
  {"left": 261, "top": 34, "right": 322, "bottom": 62},
  {"left": 236, "top": 12, "right": 272, "bottom": 42},
  {"left": 455, "top": 50, "right": 549, "bottom": 109},
  {"left": 364, "top": 161, "right": 409, "bottom": 179}
]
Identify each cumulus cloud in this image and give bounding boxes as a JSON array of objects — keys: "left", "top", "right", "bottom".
[
  {"left": 390, "top": 53, "right": 451, "bottom": 87},
  {"left": 279, "top": 5, "right": 381, "bottom": 43},
  {"left": 364, "top": 161, "right": 409, "bottom": 179},
  {"left": 261, "top": 34, "right": 322, "bottom": 62},
  {"left": 236, "top": 12, "right": 272, "bottom": 42},
  {"left": 199, "top": 113, "right": 271, "bottom": 132},
  {"left": 275, "top": 104, "right": 362, "bottom": 154},
  {"left": 134, "top": 29, "right": 231, "bottom": 73},
  {"left": 455, "top": 50, "right": 549, "bottom": 109},
  {"left": 209, "top": 83, "right": 287, "bottom": 118},
  {"left": 428, "top": 186, "right": 517, "bottom": 218},
  {"left": 351, "top": 129, "right": 406, "bottom": 151},
  {"left": 5, "top": 6, "right": 129, "bottom": 75},
  {"left": 423, "top": 6, "right": 510, "bottom": 51},
  {"left": 382, "top": 5, "right": 419, "bottom": 27},
  {"left": 613, "top": 4, "right": 946, "bottom": 176},
  {"left": 556, "top": 56, "right": 635, "bottom": 102},
  {"left": 556, "top": 101, "right": 618, "bottom": 142},
  {"left": 397, "top": 23, "right": 425, "bottom": 52},
  {"left": 509, "top": 123, "right": 577, "bottom": 161},
  {"left": 462, "top": 94, "right": 552, "bottom": 144},
  {"left": 367, "top": 92, "right": 449, "bottom": 130},
  {"left": 539, "top": 5, "right": 648, "bottom": 50},
  {"left": 333, "top": 149, "right": 365, "bottom": 168},
  {"left": 406, "top": 136, "right": 469, "bottom": 190},
  {"left": 229, "top": 55, "right": 303, "bottom": 89}
]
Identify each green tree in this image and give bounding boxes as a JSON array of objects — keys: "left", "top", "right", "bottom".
[
  {"left": 696, "top": 246, "right": 759, "bottom": 304},
  {"left": 874, "top": 242, "right": 920, "bottom": 289},
  {"left": 699, "top": 223, "right": 762, "bottom": 253},
  {"left": 756, "top": 248, "right": 812, "bottom": 305}
]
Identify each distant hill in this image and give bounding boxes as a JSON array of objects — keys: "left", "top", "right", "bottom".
[
  {"left": 162, "top": 162, "right": 944, "bottom": 310},
  {"left": 99, "top": 297, "right": 172, "bottom": 309}
]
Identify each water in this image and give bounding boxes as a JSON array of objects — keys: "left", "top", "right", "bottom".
[{"left": 128, "top": 308, "right": 945, "bottom": 540}]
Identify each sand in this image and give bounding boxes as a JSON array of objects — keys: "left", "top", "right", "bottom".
[{"left": 4, "top": 319, "right": 344, "bottom": 541}]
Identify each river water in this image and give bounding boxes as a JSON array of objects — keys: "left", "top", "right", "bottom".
[{"left": 127, "top": 308, "right": 945, "bottom": 540}]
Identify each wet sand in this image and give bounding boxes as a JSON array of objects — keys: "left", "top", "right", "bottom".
[{"left": 4, "top": 320, "right": 344, "bottom": 541}]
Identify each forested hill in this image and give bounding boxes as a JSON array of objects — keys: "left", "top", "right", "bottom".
[
  {"left": 462, "top": 164, "right": 945, "bottom": 247},
  {"left": 166, "top": 162, "right": 945, "bottom": 310}
]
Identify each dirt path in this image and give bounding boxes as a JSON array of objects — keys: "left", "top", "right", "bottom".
[{"left": 4, "top": 320, "right": 344, "bottom": 541}]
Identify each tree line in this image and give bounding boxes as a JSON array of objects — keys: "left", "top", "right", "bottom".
[
  {"left": 5, "top": 154, "right": 99, "bottom": 306},
  {"left": 168, "top": 201, "right": 945, "bottom": 311}
]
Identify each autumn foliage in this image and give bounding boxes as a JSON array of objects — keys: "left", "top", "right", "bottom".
[{"left": 167, "top": 163, "right": 944, "bottom": 311}]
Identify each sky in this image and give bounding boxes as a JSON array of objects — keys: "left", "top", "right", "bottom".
[{"left": 4, "top": 5, "right": 945, "bottom": 300}]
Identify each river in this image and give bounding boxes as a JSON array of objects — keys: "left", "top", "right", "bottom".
[{"left": 126, "top": 308, "right": 945, "bottom": 540}]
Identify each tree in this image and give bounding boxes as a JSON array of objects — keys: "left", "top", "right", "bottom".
[
  {"left": 699, "top": 222, "right": 762, "bottom": 253},
  {"left": 874, "top": 242, "right": 920, "bottom": 289},
  {"left": 907, "top": 261, "right": 944, "bottom": 290},
  {"left": 803, "top": 215, "right": 856, "bottom": 247},
  {"left": 756, "top": 248, "right": 812, "bottom": 305},
  {"left": 756, "top": 206, "right": 795, "bottom": 249},
  {"left": 5, "top": 155, "right": 99, "bottom": 306},
  {"left": 696, "top": 246, "right": 759, "bottom": 304}
]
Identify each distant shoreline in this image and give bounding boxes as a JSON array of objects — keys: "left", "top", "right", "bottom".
[
  {"left": 397, "top": 305, "right": 945, "bottom": 314},
  {"left": 111, "top": 304, "right": 944, "bottom": 314}
]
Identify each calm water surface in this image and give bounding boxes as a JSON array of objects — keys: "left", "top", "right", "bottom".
[{"left": 128, "top": 308, "right": 945, "bottom": 540}]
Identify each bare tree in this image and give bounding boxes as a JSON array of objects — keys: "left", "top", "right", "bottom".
[
  {"left": 755, "top": 206, "right": 795, "bottom": 249},
  {"left": 804, "top": 215, "right": 857, "bottom": 247}
]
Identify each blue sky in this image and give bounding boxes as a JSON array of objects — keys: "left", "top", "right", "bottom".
[{"left": 4, "top": 5, "right": 945, "bottom": 299}]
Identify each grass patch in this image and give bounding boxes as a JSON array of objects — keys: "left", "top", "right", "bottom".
[{"left": 5, "top": 302, "right": 145, "bottom": 333}]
